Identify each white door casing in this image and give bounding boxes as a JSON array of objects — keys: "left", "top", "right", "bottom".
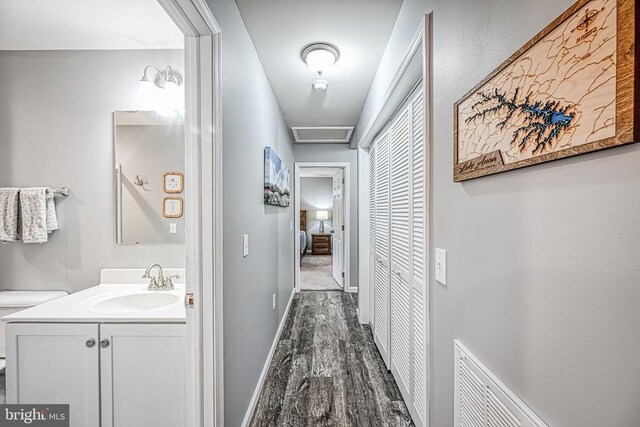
[
  {"left": 332, "top": 168, "right": 345, "bottom": 287},
  {"left": 410, "top": 87, "right": 428, "bottom": 425},
  {"left": 156, "top": 1, "right": 224, "bottom": 425},
  {"left": 294, "top": 162, "right": 351, "bottom": 293}
]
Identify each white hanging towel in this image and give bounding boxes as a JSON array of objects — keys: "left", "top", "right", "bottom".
[
  {"left": 20, "top": 188, "right": 51, "bottom": 243},
  {"left": 0, "top": 188, "right": 21, "bottom": 242},
  {"left": 45, "top": 190, "right": 59, "bottom": 233}
]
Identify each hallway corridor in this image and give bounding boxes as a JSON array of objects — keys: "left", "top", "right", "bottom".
[{"left": 250, "top": 291, "right": 413, "bottom": 426}]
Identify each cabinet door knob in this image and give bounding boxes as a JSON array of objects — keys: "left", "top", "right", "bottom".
[
  {"left": 85, "top": 339, "right": 95, "bottom": 348},
  {"left": 99, "top": 339, "right": 110, "bottom": 348}
]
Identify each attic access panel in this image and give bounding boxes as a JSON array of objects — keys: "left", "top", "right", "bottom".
[{"left": 292, "top": 127, "right": 354, "bottom": 144}]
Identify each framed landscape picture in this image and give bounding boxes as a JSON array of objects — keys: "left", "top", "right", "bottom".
[
  {"left": 453, "top": 0, "right": 638, "bottom": 181},
  {"left": 264, "top": 147, "right": 291, "bottom": 207}
]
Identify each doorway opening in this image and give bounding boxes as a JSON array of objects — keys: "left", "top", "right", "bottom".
[{"left": 294, "top": 163, "right": 350, "bottom": 293}]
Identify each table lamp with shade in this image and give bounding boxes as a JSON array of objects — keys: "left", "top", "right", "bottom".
[{"left": 316, "top": 210, "right": 329, "bottom": 234}]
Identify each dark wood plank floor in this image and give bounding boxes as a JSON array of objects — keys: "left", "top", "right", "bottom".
[{"left": 250, "top": 291, "right": 414, "bottom": 427}]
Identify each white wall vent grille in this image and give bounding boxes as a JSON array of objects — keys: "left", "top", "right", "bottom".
[
  {"left": 292, "top": 126, "right": 354, "bottom": 143},
  {"left": 455, "top": 340, "right": 548, "bottom": 427}
]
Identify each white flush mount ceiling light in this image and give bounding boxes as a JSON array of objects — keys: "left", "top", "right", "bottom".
[{"left": 301, "top": 42, "right": 340, "bottom": 76}]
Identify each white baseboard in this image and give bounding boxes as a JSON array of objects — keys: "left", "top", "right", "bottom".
[
  {"left": 241, "top": 289, "right": 296, "bottom": 427},
  {"left": 347, "top": 286, "right": 358, "bottom": 293}
]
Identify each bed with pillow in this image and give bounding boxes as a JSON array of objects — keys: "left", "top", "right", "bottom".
[{"left": 300, "top": 210, "right": 307, "bottom": 263}]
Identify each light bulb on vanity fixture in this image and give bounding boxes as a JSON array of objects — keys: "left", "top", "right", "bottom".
[
  {"left": 137, "top": 65, "right": 184, "bottom": 114},
  {"left": 301, "top": 42, "right": 340, "bottom": 92}
]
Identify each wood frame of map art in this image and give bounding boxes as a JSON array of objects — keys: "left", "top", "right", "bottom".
[{"left": 453, "top": 0, "right": 639, "bottom": 182}]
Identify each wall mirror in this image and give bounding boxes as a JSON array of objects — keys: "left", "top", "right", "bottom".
[{"left": 114, "top": 111, "right": 185, "bottom": 244}]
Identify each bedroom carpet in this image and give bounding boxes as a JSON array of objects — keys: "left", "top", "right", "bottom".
[{"left": 300, "top": 255, "right": 342, "bottom": 291}]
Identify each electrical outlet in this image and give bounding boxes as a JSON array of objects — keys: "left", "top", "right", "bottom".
[
  {"left": 243, "top": 234, "right": 249, "bottom": 257},
  {"left": 435, "top": 248, "right": 447, "bottom": 285},
  {"left": 272, "top": 293, "right": 276, "bottom": 311},
  {"left": 169, "top": 223, "right": 177, "bottom": 234}
]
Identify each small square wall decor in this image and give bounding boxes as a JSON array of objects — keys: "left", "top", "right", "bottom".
[
  {"left": 453, "top": 0, "right": 638, "bottom": 181},
  {"left": 163, "top": 197, "right": 183, "bottom": 218},
  {"left": 164, "top": 172, "right": 184, "bottom": 193}
]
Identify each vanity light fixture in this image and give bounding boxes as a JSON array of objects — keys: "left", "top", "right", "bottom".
[
  {"left": 301, "top": 42, "right": 340, "bottom": 76},
  {"left": 139, "top": 65, "right": 183, "bottom": 90},
  {"left": 137, "top": 65, "right": 183, "bottom": 114}
]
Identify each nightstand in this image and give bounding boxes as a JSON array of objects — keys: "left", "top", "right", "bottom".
[{"left": 311, "top": 234, "right": 332, "bottom": 255}]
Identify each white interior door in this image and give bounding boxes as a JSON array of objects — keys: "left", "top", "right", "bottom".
[
  {"left": 390, "top": 106, "right": 413, "bottom": 402},
  {"left": 332, "top": 169, "right": 344, "bottom": 286},
  {"left": 368, "top": 84, "right": 427, "bottom": 426},
  {"left": 368, "top": 147, "right": 377, "bottom": 327},
  {"left": 373, "top": 132, "right": 391, "bottom": 367}
]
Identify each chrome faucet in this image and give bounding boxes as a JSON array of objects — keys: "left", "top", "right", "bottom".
[{"left": 142, "top": 263, "right": 179, "bottom": 291}]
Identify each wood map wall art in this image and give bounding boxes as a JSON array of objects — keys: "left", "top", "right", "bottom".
[{"left": 453, "top": 0, "right": 638, "bottom": 181}]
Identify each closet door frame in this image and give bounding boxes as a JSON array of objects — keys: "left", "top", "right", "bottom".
[{"left": 360, "top": 15, "right": 432, "bottom": 427}]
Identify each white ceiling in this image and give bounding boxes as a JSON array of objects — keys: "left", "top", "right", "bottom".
[
  {"left": 235, "top": 0, "right": 403, "bottom": 133},
  {"left": 0, "top": 0, "right": 183, "bottom": 50}
]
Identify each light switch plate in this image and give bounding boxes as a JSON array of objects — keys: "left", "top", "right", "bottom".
[
  {"left": 169, "top": 223, "right": 177, "bottom": 234},
  {"left": 243, "top": 234, "right": 249, "bottom": 257},
  {"left": 435, "top": 248, "right": 447, "bottom": 285}
]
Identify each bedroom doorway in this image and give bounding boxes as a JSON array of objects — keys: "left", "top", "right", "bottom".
[{"left": 294, "top": 163, "right": 350, "bottom": 292}]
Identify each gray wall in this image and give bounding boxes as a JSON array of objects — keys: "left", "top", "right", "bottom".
[
  {"left": 300, "top": 177, "right": 333, "bottom": 247},
  {"left": 355, "top": 0, "right": 428, "bottom": 144},
  {"left": 363, "top": 0, "right": 640, "bottom": 426},
  {"left": 294, "top": 143, "right": 358, "bottom": 287},
  {"left": 203, "top": 0, "right": 295, "bottom": 424},
  {"left": 0, "top": 49, "right": 185, "bottom": 293}
]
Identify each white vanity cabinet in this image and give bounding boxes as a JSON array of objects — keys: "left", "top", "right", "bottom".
[
  {"left": 6, "top": 322, "right": 186, "bottom": 427},
  {"left": 100, "top": 324, "right": 186, "bottom": 427},
  {"left": 5, "top": 323, "right": 101, "bottom": 427}
]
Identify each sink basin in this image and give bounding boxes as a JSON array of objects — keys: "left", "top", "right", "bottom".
[{"left": 90, "top": 292, "right": 180, "bottom": 314}]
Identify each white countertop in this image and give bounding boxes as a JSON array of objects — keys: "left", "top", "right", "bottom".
[{"left": 2, "top": 269, "right": 186, "bottom": 323}]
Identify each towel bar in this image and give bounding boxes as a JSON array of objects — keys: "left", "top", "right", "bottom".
[{"left": 51, "top": 188, "right": 69, "bottom": 197}]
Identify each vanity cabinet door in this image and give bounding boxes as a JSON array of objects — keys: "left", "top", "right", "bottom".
[
  {"left": 99, "top": 323, "right": 186, "bottom": 427},
  {"left": 5, "top": 323, "right": 101, "bottom": 427}
]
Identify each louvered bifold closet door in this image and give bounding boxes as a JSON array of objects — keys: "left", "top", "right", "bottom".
[
  {"left": 373, "top": 132, "right": 391, "bottom": 367},
  {"left": 368, "top": 146, "right": 377, "bottom": 329},
  {"left": 410, "top": 88, "right": 427, "bottom": 426},
  {"left": 389, "top": 105, "right": 413, "bottom": 403}
]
